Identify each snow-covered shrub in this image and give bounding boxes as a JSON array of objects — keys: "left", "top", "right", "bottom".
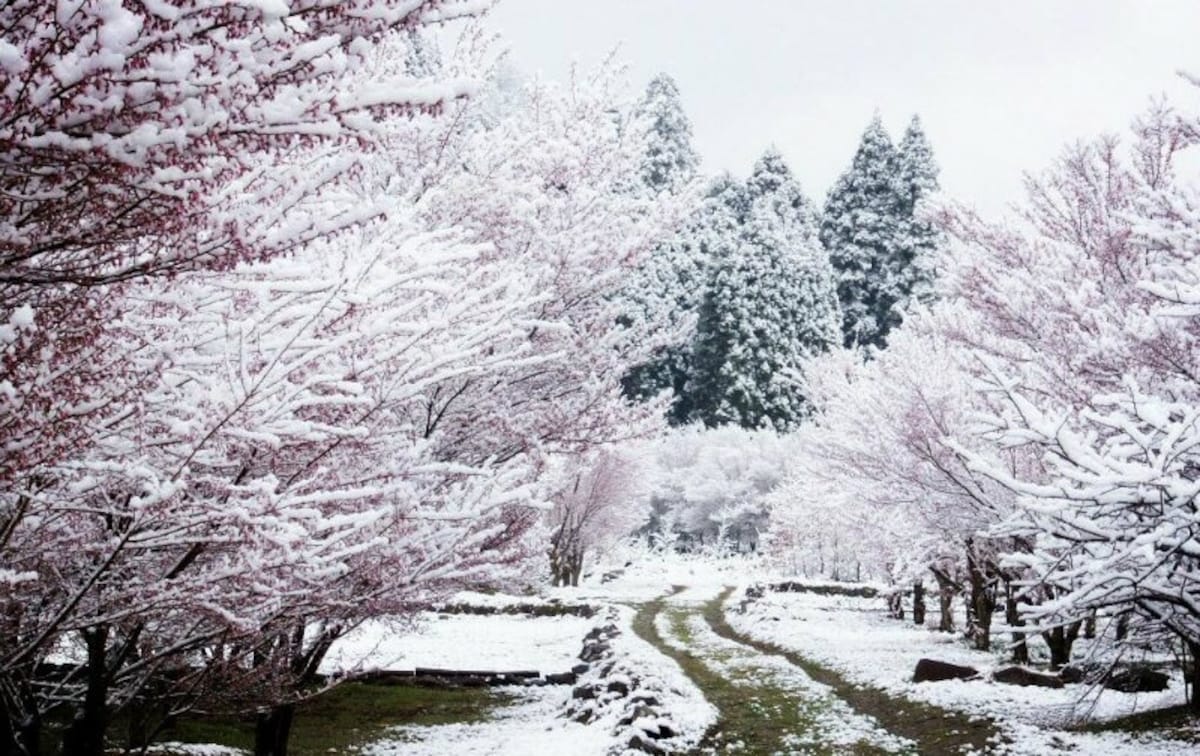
[{"left": 642, "top": 426, "right": 799, "bottom": 554}]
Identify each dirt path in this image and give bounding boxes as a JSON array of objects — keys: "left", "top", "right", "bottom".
[{"left": 630, "top": 586, "right": 1002, "bottom": 755}]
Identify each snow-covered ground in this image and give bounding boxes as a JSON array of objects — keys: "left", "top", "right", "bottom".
[
  {"left": 550, "top": 547, "right": 769, "bottom": 604},
  {"left": 153, "top": 556, "right": 1200, "bottom": 755},
  {"left": 321, "top": 611, "right": 592, "bottom": 676},
  {"left": 730, "top": 586, "right": 1199, "bottom": 755},
  {"left": 363, "top": 600, "right": 714, "bottom": 755},
  {"left": 143, "top": 745, "right": 245, "bottom": 756}
]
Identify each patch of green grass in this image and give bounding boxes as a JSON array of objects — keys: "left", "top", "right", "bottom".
[
  {"left": 1077, "top": 704, "right": 1200, "bottom": 742},
  {"left": 161, "top": 682, "right": 508, "bottom": 755}
]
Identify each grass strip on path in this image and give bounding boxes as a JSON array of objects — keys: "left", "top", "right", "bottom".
[
  {"left": 630, "top": 587, "right": 903, "bottom": 755},
  {"left": 707, "top": 587, "right": 1004, "bottom": 755}
]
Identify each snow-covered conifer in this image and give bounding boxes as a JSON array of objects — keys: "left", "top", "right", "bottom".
[
  {"left": 688, "top": 150, "right": 840, "bottom": 430},
  {"left": 897, "top": 116, "right": 940, "bottom": 209},
  {"left": 894, "top": 116, "right": 942, "bottom": 307},
  {"left": 638, "top": 74, "right": 701, "bottom": 192},
  {"left": 622, "top": 75, "right": 704, "bottom": 415},
  {"left": 820, "top": 117, "right": 904, "bottom": 349},
  {"left": 821, "top": 115, "right": 941, "bottom": 349}
]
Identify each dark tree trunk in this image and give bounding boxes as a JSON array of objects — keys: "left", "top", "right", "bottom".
[
  {"left": 912, "top": 581, "right": 926, "bottom": 626},
  {"left": 1004, "top": 581, "right": 1028, "bottom": 664},
  {"left": 1084, "top": 611, "right": 1096, "bottom": 640},
  {"left": 1187, "top": 639, "right": 1200, "bottom": 716},
  {"left": 61, "top": 626, "right": 110, "bottom": 756},
  {"left": 1042, "top": 621, "right": 1081, "bottom": 669},
  {"left": 0, "top": 680, "right": 40, "bottom": 756},
  {"left": 127, "top": 708, "right": 149, "bottom": 753},
  {"left": 0, "top": 708, "right": 12, "bottom": 756},
  {"left": 550, "top": 545, "right": 571, "bottom": 587},
  {"left": 930, "top": 568, "right": 956, "bottom": 632},
  {"left": 965, "top": 540, "right": 996, "bottom": 651},
  {"left": 1116, "top": 611, "right": 1130, "bottom": 641},
  {"left": 568, "top": 551, "right": 583, "bottom": 587},
  {"left": 255, "top": 703, "right": 296, "bottom": 756},
  {"left": 0, "top": 700, "right": 31, "bottom": 756},
  {"left": 250, "top": 624, "right": 341, "bottom": 756}
]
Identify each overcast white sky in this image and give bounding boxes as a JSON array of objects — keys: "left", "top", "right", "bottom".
[{"left": 483, "top": 1, "right": 1200, "bottom": 213}]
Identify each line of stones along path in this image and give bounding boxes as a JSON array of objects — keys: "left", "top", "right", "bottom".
[{"left": 629, "top": 586, "right": 1002, "bottom": 755}]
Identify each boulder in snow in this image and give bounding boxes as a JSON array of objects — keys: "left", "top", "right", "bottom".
[
  {"left": 992, "top": 666, "right": 1064, "bottom": 688},
  {"left": 912, "top": 658, "right": 980, "bottom": 683},
  {"left": 1104, "top": 666, "right": 1169, "bottom": 693}
]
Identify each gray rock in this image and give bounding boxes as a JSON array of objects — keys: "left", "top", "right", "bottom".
[
  {"left": 606, "top": 679, "right": 630, "bottom": 696},
  {"left": 1105, "top": 666, "right": 1169, "bottom": 693},
  {"left": 627, "top": 735, "right": 666, "bottom": 755},
  {"left": 912, "top": 658, "right": 980, "bottom": 683},
  {"left": 992, "top": 666, "right": 1064, "bottom": 688},
  {"left": 571, "top": 685, "right": 597, "bottom": 700}
]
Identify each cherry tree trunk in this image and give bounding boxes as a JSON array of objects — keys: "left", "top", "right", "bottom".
[
  {"left": 550, "top": 551, "right": 579, "bottom": 587},
  {"left": 60, "top": 627, "right": 110, "bottom": 756},
  {"left": 912, "top": 581, "right": 926, "bottom": 626},
  {"left": 550, "top": 555, "right": 565, "bottom": 587},
  {"left": 568, "top": 551, "right": 583, "bottom": 587},
  {"left": 255, "top": 703, "right": 296, "bottom": 756},
  {"left": 1042, "top": 621, "right": 1081, "bottom": 669},
  {"left": 931, "top": 571, "right": 956, "bottom": 632},
  {"left": 124, "top": 678, "right": 169, "bottom": 753},
  {"left": 1116, "top": 611, "right": 1130, "bottom": 641},
  {"left": 1004, "top": 582, "right": 1029, "bottom": 664},
  {"left": 1187, "top": 640, "right": 1200, "bottom": 716},
  {"left": 964, "top": 541, "right": 998, "bottom": 651}
]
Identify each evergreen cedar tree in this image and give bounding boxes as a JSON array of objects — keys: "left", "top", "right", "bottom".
[
  {"left": 621, "top": 74, "right": 704, "bottom": 416},
  {"left": 624, "top": 86, "right": 942, "bottom": 432},
  {"left": 687, "top": 150, "right": 840, "bottom": 432},
  {"left": 820, "top": 115, "right": 940, "bottom": 350}
]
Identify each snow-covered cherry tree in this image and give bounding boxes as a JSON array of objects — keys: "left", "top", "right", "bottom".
[
  {"left": 1, "top": 13, "right": 687, "bottom": 755},
  {"left": 547, "top": 447, "right": 649, "bottom": 586},
  {"left": 767, "top": 319, "right": 1024, "bottom": 646},
  {"left": 1, "top": 0, "right": 484, "bottom": 292},
  {"left": 393, "top": 59, "right": 690, "bottom": 459},
  {"left": 2, "top": 208, "right": 548, "bottom": 754},
  {"left": 0, "top": 0, "right": 489, "bottom": 568},
  {"left": 2, "top": 6, "right": 497, "bottom": 752},
  {"left": 937, "top": 99, "right": 1200, "bottom": 696}
]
